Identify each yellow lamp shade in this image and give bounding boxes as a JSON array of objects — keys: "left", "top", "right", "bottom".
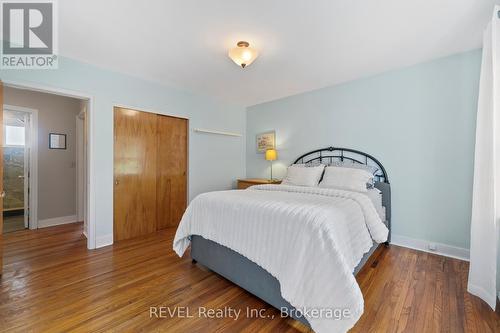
[
  {"left": 228, "top": 41, "right": 259, "bottom": 68},
  {"left": 265, "top": 149, "right": 277, "bottom": 161}
]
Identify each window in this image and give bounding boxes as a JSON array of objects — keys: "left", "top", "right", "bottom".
[{"left": 4, "top": 125, "right": 25, "bottom": 146}]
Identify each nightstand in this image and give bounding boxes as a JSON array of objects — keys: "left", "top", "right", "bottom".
[{"left": 237, "top": 178, "right": 281, "bottom": 190}]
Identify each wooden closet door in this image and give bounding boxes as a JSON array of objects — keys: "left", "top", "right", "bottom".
[
  {"left": 156, "top": 115, "right": 187, "bottom": 229},
  {"left": 113, "top": 107, "right": 158, "bottom": 241}
]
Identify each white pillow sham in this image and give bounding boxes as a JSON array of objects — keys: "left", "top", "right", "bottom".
[
  {"left": 319, "top": 166, "right": 373, "bottom": 193},
  {"left": 281, "top": 165, "right": 325, "bottom": 187}
]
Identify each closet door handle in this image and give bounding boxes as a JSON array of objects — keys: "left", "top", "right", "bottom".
[
  {"left": 115, "top": 179, "right": 120, "bottom": 185},
  {"left": 0, "top": 191, "right": 5, "bottom": 198}
]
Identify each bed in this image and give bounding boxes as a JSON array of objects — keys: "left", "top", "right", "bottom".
[{"left": 174, "top": 147, "right": 391, "bottom": 333}]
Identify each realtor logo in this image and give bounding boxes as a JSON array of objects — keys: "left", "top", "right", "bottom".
[{"left": 1, "top": 0, "right": 58, "bottom": 69}]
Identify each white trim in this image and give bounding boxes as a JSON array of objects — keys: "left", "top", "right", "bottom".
[
  {"left": 3, "top": 79, "right": 96, "bottom": 250},
  {"left": 4, "top": 81, "right": 93, "bottom": 100},
  {"left": 76, "top": 113, "right": 85, "bottom": 222},
  {"left": 38, "top": 214, "right": 78, "bottom": 228},
  {"left": 3, "top": 104, "right": 38, "bottom": 114},
  {"left": 23, "top": 111, "right": 29, "bottom": 228},
  {"left": 3, "top": 104, "right": 38, "bottom": 230},
  {"left": 95, "top": 233, "right": 113, "bottom": 248},
  {"left": 3, "top": 144, "right": 25, "bottom": 148},
  {"left": 467, "top": 284, "right": 497, "bottom": 310},
  {"left": 391, "top": 234, "right": 470, "bottom": 261}
]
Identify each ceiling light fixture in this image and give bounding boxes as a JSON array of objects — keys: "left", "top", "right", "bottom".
[{"left": 228, "top": 41, "right": 258, "bottom": 68}]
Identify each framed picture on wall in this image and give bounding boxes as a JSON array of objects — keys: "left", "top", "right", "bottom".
[
  {"left": 49, "top": 133, "right": 67, "bottom": 149},
  {"left": 256, "top": 131, "right": 275, "bottom": 153}
]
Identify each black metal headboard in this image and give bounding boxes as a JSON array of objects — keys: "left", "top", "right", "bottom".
[
  {"left": 293, "top": 146, "right": 389, "bottom": 183},
  {"left": 293, "top": 146, "right": 391, "bottom": 243}
]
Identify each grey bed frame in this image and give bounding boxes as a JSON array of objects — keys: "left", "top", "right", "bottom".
[{"left": 190, "top": 147, "right": 391, "bottom": 327}]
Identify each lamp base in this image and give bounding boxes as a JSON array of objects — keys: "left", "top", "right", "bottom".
[{"left": 269, "top": 162, "right": 273, "bottom": 182}]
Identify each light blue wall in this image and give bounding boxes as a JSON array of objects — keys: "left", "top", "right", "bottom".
[
  {"left": 0, "top": 50, "right": 484, "bottom": 252},
  {"left": 246, "top": 50, "right": 482, "bottom": 249},
  {"left": 1, "top": 57, "right": 246, "bottom": 241}
]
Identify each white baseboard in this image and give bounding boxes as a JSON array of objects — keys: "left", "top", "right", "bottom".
[
  {"left": 38, "top": 215, "right": 78, "bottom": 228},
  {"left": 95, "top": 233, "right": 113, "bottom": 248},
  {"left": 391, "top": 234, "right": 470, "bottom": 261}
]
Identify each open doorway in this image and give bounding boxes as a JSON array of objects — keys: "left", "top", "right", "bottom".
[{"left": 2, "top": 86, "right": 89, "bottom": 241}]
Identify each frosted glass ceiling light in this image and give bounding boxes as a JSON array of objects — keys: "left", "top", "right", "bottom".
[{"left": 228, "top": 41, "right": 259, "bottom": 68}]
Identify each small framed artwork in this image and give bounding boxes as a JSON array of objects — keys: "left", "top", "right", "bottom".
[
  {"left": 256, "top": 131, "right": 275, "bottom": 153},
  {"left": 49, "top": 133, "right": 67, "bottom": 149}
]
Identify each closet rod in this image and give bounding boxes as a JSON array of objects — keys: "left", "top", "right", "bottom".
[{"left": 192, "top": 128, "right": 242, "bottom": 137}]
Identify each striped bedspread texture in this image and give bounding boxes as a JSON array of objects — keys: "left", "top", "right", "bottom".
[{"left": 173, "top": 184, "right": 388, "bottom": 333}]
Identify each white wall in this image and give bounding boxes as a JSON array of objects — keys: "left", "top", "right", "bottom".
[{"left": 4, "top": 86, "right": 81, "bottom": 221}]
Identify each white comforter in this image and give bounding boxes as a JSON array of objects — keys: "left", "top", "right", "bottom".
[{"left": 173, "top": 184, "right": 388, "bottom": 333}]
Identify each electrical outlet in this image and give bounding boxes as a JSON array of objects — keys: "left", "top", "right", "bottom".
[{"left": 428, "top": 243, "right": 437, "bottom": 251}]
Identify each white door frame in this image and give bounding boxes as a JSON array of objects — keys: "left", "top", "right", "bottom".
[
  {"left": 3, "top": 104, "right": 38, "bottom": 230},
  {"left": 76, "top": 109, "right": 86, "bottom": 232},
  {"left": 23, "top": 112, "right": 30, "bottom": 229},
  {"left": 3, "top": 80, "right": 96, "bottom": 250}
]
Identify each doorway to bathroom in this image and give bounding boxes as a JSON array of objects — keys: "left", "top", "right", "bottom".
[{"left": 2, "top": 106, "right": 37, "bottom": 233}]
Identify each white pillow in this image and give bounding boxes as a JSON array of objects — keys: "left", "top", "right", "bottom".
[
  {"left": 319, "top": 166, "right": 373, "bottom": 192},
  {"left": 281, "top": 165, "right": 325, "bottom": 187}
]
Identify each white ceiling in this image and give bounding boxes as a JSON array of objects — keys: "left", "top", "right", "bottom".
[{"left": 59, "top": 0, "right": 499, "bottom": 106}]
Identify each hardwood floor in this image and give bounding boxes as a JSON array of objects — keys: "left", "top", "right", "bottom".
[{"left": 0, "top": 223, "right": 498, "bottom": 332}]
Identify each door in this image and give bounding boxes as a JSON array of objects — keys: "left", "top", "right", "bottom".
[
  {"left": 156, "top": 115, "right": 188, "bottom": 229},
  {"left": 113, "top": 107, "right": 158, "bottom": 241}
]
